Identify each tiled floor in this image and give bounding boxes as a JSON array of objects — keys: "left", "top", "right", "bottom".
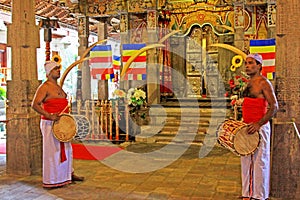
[
  {"left": 1, "top": 126, "right": 288, "bottom": 200},
  {"left": 0, "top": 141, "right": 245, "bottom": 200}
]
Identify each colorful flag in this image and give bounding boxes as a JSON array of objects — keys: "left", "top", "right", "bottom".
[
  {"left": 112, "top": 55, "right": 121, "bottom": 70},
  {"left": 89, "top": 45, "right": 114, "bottom": 80},
  {"left": 249, "top": 38, "right": 276, "bottom": 80},
  {"left": 122, "top": 44, "right": 147, "bottom": 80},
  {"left": 112, "top": 55, "right": 121, "bottom": 82}
]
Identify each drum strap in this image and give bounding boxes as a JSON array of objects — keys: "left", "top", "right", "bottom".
[{"left": 60, "top": 142, "right": 67, "bottom": 163}]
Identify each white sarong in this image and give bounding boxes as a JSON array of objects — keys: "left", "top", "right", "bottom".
[
  {"left": 40, "top": 119, "right": 72, "bottom": 187},
  {"left": 241, "top": 122, "right": 270, "bottom": 200}
]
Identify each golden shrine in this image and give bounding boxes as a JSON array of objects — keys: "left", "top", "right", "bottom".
[
  {"left": 65, "top": 0, "right": 276, "bottom": 100},
  {"left": 0, "top": 0, "right": 276, "bottom": 101}
]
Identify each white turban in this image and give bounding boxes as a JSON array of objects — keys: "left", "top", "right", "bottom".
[
  {"left": 246, "top": 53, "right": 263, "bottom": 65},
  {"left": 44, "top": 61, "right": 58, "bottom": 75}
]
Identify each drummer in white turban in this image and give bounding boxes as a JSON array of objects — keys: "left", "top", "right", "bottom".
[
  {"left": 31, "top": 61, "right": 84, "bottom": 188},
  {"left": 240, "top": 54, "right": 278, "bottom": 200}
]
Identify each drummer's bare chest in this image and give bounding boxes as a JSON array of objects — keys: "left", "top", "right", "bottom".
[
  {"left": 47, "top": 84, "right": 66, "bottom": 98},
  {"left": 243, "top": 80, "right": 263, "bottom": 98}
]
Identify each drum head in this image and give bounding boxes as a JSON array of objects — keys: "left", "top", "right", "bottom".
[
  {"left": 234, "top": 126, "right": 260, "bottom": 156},
  {"left": 52, "top": 114, "right": 77, "bottom": 142},
  {"left": 72, "top": 115, "right": 90, "bottom": 140}
]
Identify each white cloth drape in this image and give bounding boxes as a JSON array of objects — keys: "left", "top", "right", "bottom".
[
  {"left": 241, "top": 122, "right": 271, "bottom": 200},
  {"left": 40, "top": 120, "right": 73, "bottom": 187}
]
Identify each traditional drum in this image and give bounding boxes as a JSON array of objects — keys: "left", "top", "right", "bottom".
[
  {"left": 72, "top": 115, "right": 90, "bottom": 140},
  {"left": 52, "top": 114, "right": 90, "bottom": 142},
  {"left": 216, "top": 119, "right": 260, "bottom": 156}
]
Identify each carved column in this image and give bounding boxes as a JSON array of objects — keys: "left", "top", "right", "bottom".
[
  {"left": 270, "top": 1, "right": 300, "bottom": 199},
  {"left": 218, "top": 35, "right": 235, "bottom": 85},
  {"left": 147, "top": 10, "right": 160, "bottom": 104},
  {"left": 97, "top": 19, "right": 108, "bottom": 100},
  {"left": 6, "top": 0, "right": 42, "bottom": 175},
  {"left": 120, "top": 13, "right": 129, "bottom": 91},
  {"left": 267, "top": 2, "right": 276, "bottom": 39},
  {"left": 233, "top": 2, "right": 245, "bottom": 52},
  {"left": 170, "top": 36, "right": 186, "bottom": 98},
  {"left": 78, "top": 15, "right": 90, "bottom": 101}
]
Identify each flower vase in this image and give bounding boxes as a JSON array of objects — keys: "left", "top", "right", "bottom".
[{"left": 131, "top": 107, "right": 150, "bottom": 126}]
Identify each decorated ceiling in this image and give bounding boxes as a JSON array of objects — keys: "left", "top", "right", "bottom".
[
  {"left": 0, "top": 0, "right": 98, "bottom": 33},
  {"left": 0, "top": 0, "right": 272, "bottom": 39}
]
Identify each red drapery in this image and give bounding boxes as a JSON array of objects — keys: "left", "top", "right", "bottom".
[{"left": 159, "top": 17, "right": 173, "bottom": 97}]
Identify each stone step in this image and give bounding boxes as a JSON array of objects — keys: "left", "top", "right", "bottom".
[
  {"left": 152, "top": 136, "right": 205, "bottom": 144},
  {"left": 144, "top": 100, "right": 228, "bottom": 144},
  {"left": 160, "top": 125, "right": 208, "bottom": 132},
  {"left": 162, "top": 119, "right": 209, "bottom": 125},
  {"left": 136, "top": 129, "right": 210, "bottom": 144},
  {"left": 160, "top": 97, "right": 231, "bottom": 108},
  {"left": 150, "top": 107, "right": 230, "bottom": 116},
  {"left": 148, "top": 109, "right": 230, "bottom": 130},
  {"left": 137, "top": 122, "right": 221, "bottom": 144}
]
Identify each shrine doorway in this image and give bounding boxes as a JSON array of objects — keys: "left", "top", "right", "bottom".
[{"left": 169, "top": 24, "right": 220, "bottom": 99}]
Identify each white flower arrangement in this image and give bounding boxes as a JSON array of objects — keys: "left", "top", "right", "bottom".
[{"left": 113, "top": 87, "right": 147, "bottom": 117}]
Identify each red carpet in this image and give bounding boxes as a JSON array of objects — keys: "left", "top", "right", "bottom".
[
  {"left": 0, "top": 142, "right": 5, "bottom": 154},
  {"left": 0, "top": 142, "right": 122, "bottom": 159},
  {"left": 71, "top": 143, "right": 123, "bottom": 160}
]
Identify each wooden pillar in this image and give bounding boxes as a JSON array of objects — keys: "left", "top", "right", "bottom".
[
  {"left": 270, "top": 1, "right": 300, "bottom": 199},
  {"left": 218, "top": 35, "right": 234, "bottom": 83},
  {"left": 267, "top": 5, "right": 276, "bottom": 39},
  {"left": 233, "top": 2, "right": 245, "bottom": 52},
  {"left": 78, "top": 15, "right": 90, "bottom": 101},
  {"left": 170, "top": 36, "right": 186, "bottom": 98},
  {"left": 97, "top": 19, "right": 108, "bottom": 100},
  {"left": 6, "top": 0, "right": 42, "bottom": 175},
  {"left": 120, "top": 13, "right": 129, "bottom": 91},
  {"left": 147, "top": 11, "right": 160, "bottom": 104}
]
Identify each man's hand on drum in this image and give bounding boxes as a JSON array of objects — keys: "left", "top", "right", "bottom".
[
  {"left": 247, "top": 122, "right": 260, "bottom": 134},
  {"left": 47, "top": 113, "right": 60, "bottom": 121}
]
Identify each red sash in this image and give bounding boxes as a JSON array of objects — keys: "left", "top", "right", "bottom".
[
  {"left": 42, "top": 98, "right": 69, "bottom": 163},
  {"left": 242, "top": 97, "right": 268, "bottom": 124},
  {"left": 41, "top": 98, "right": 69, "bottom": 120}
]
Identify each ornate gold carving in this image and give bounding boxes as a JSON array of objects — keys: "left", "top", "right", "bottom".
[
  {"left": 78, "top": 16, "right": 88, "bottom": 37},
  {"left": 245, "top": 0, "right": 267, "bottom": 5},
  {"left": 128, "top": 0, "right": 156, "bottom": 13},
  {"left": 80, "top": 0, "right": 126, "bottom": 17},
  {"left": 168, "top": 0, "right": 220, "bottom": 6},
  {"left": 267, "top": 4, "right": 276, "bottom": 27},
  {"left": 169, "top": 10, "right": 235, "bottom": 35},
  {"left": 120, "top": 14, "right": 128, "bottom": 33},
  {"left": 206, "top": 74, "right": 219, "bottom": 97},
  {"left": 130, "top": 14, "right": 148, "bottom": 43},
  {"left": 187, "top": 76, "right": 202, "bottom": 98},
  {"left": 147, "top": 10, "right": 157, "bottom": 30}
]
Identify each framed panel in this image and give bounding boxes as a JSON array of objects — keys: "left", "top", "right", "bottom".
[
  {"left": 186, "top": 38, "right": 202, "bottom": 53},
  {"left": 206, "top": 74, "right": 219, "bottom": 98},
  {"left": 186, "top": 61, "right": 201, "bottom": 75},
  {"left": 187, "top": 76, "right": 202, "bottom": 98}
]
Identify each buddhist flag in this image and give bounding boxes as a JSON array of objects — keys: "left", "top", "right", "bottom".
[
  {"left": 113, "top": 55, "right": 121, "bottom": 70},
  {"left": 90, "top": 45, "right": 114, "bottom": 80},
  {"left": 112, "top": 55, "right": 121, "bottom": 82},
  {"left": 249, "top": 39, "right": 276, "bottom": 80},
  {"left": 122, "top": 44, "right": 147, "bottom": 80}
]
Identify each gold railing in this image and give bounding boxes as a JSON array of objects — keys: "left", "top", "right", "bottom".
[{"left": 73, "top": 99, "right": 149, "bottom": 142}]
